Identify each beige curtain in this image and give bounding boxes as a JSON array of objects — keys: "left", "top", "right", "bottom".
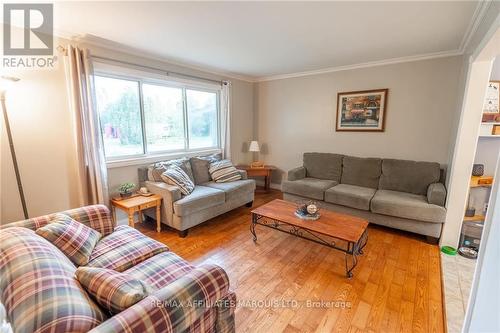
[
  {"left": 65, "top": 45, "right": 109, "bottom": 206},
  {"left": 221, "top": 80, "right": 231, "bottom": 160}
]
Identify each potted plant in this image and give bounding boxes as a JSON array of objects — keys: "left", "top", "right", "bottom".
[{"left": 118, "top": 182, "right": 135, "bottom": 198}]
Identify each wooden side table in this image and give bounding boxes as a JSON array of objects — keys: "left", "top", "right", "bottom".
[
  {"left": 111, "top": 194, "right": 162, "bottom": 232},
  {"left": 237, "top": 165, "right": 275, "bottom": 192}
]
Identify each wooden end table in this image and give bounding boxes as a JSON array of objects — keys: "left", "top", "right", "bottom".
[
  {"left": 237, "top": 165, "right": 276, "bottom": 192},
  {"left": 251, "top": 199, "right": 368, "bottom": 278},
  {"left": 111, "top": 194, "right": 162, "bottom": 232}
]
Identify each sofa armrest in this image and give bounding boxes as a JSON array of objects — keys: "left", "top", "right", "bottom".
[
  {"left": 427, "top": 183, "right": 446, "bottom": 206},
  {"left": 237, "top": 169, "right": 248, "bottom": 180},
  {"left": 0, "top": 205, "right": 115, "bottom": 236},
  {"left": 287, "top": 166, "right": 306, "bottom": 181},
  {"left": 146, "top": 181, "right": 182, "bottom": 203},
  {"left": 89, "top": 264, "right": 232, "bottom": 333}
]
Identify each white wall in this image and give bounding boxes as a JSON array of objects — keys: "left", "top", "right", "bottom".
[
  {"left": 257, "top": 56, "right": 464, "bottom": 183},
  {"left": 1, "top": 36, "right": 81, "bottom": 223}
]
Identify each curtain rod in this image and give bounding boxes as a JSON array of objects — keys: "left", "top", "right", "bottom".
[{"left": 90, "top": 55, "right": 226, "bottom": 86}]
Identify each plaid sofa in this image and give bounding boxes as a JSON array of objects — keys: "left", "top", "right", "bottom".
[{"left": 0, "top": 205, "right": 236, "bottom": 333}]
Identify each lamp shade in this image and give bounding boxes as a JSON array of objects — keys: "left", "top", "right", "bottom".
[{"left": 249, "top": 141, "right": 260, "bottom": 152}]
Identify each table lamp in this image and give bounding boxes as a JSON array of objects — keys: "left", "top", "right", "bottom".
[{"left": 249, "top": 140, "right": 264, "bottom": 168}]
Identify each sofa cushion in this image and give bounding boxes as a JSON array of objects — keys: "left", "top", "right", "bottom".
[
  {"left": 203, "top": 179, "right": 256, "bottom": 201},
  {"left": 173, "top": 185, "right": 225, "bottom": 216},
  {"left": 36, "top": 214, "right": 102, "bottom": 266},
  {"left": 303, "top": 152, "right": 343, "bottom": 181},
  {"left": 325, "top": 184, "right": 376, "bottom": 211},
  {"left": 379, "top": 159, "right": 441, "bottom": 195},
  {"left": 371, "top": 190, "right": 446, "bottom": 223},
  {"left": 0, "top": 227, "right": 107, "bottom": 332},
  {"left": 87, "top": 225, "right": 168, "bottom": 272},
  {"left": 149, "top": 157, "right": 194, "bottom": 182},
  {"left": 282, "top": 178, "right": 337, "bottom": 200},
  {"left": 209, "top": 159, "right": 242, "bottom": 183},
  {"left": 160, "top": 165, "right": 195, "bottom": 195},
  {"left": 341, "top": 156, "right": 382, "bottom": 189},
  {"left": 125, "top": 251, "right": 194, "bottom": 290},
  {"left": 190, "top": 153, "right": 222, "bottom": 185},
  {"left": 76, "top": 267, "right": 152, "bottom": 314}
]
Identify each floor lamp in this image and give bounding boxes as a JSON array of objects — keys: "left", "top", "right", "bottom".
[{"left": 1, "top": 75, "right": 28, "bottom": 219}]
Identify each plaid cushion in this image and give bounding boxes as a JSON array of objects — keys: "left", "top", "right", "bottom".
[
  {"left": 0, "top": 204, "right": 114, "bottom": 236},
  {"left": 76, "top": 267, "right": 152, "bottom": 314},
  {"left": 88, "top": 264, "right": 230, "bottom": 333},
  {"left": 209, "top": 160, "right": 242, "bottom": 183},
  {"left": 0, "top": 227, "right": 107, "bottom": 332},
  {"left": 87, "top": 225, "right": 168, "bottom": 272},
  {"left": 36, "top": 214, "right": 102, "bottom": 266},
  {"left": 125, "top": 251, "right": 194, "bottom": 290}
]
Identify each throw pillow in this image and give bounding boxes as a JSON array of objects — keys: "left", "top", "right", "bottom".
[
  {"left": 148, "top": 157, "right": 194, "bottom": 183},
  {"left": 209, "top": 159, "right": 242, "bottom": 183},
  {"left": 161, "top": 165, "right": 195, "bottom": 195},
  {"left": 190, "top": 153, "right": 223, "bottom": 184},
  {"left": 76, "top": 267, "right": 152, "bottom": 314},
  {"left": 36, "top": 214, "right": 102, "bottom": 266}
]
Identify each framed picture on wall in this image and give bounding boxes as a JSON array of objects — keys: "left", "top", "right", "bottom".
[
  {"left": 483, "top": 81, "right": 499, "bottom": 114},
  {"left": 336, "top": 88, "right": 388, "bottom": 132}
]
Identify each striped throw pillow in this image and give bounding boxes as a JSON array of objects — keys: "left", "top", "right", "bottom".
[
  {"left": 36, "top": 214, "right": 102, "bottom": 266},
  {"left": 209, "top": 159, "right": 242, "bottom": 183},
  {"left": 160, "top": 165, "right": 195, "bottom": 195},
  {"left": 76, "top": 267, "right": 152, "bottom": 314}
]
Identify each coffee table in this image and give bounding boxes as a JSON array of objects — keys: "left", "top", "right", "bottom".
[{"left": 251, "top": 199, "right": 368, "bottom": 278}]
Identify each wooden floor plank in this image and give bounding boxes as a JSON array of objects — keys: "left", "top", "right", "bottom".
[{"left": 137, "top": 190, "right": 445, "bottom": 333}]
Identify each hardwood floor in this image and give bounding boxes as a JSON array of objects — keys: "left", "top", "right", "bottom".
[{"left": 137, "top": 190, "right": 445, "bottom": 333}]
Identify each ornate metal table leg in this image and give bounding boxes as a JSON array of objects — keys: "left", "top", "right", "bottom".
[
  {"left": 345, "top": 242, "right": 359, "bottom": 278},
  {"left": 358, "top": 230, "right": 368, "bottom": 255},
  {"left": 250, "top": 213, "right": 258, "bottom": 242}
]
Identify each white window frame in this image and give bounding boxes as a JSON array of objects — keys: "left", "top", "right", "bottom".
[{"left": 93, "top": 62, "right": 222, "bottom": 168}]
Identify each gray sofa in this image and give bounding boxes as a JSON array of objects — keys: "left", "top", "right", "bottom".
[
  {"left": 282, "top": 153, "right": 447, "bottom": 241},
  {"left": 139, "top": 155, "right": 255, "bottom": 237}
]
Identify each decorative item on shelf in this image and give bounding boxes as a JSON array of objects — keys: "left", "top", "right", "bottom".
[
  {"left": 465, "top": 195, "right": 475, "bottom": 217},
  {"left": 472, "top": 164, "right": 484, "bottom": 176},
  {"left": 483, "top": 81, "right": 499, "bottom": 114},
  {"left": 295, "top": 201, "right": 320, "bottom": 221},
  {"left": 249, "top": 141, "right": 264, "bottom": 168},
  {"left": 118, "top": 182, "right": 135, "bottom": 198}
]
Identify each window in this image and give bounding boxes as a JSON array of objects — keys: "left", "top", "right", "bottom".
[{"left": 94, "top": 74, "right": 220, "bottom": 161}]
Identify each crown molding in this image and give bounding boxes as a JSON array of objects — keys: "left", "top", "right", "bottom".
[
  {"left": 256, "top": 50, "right": 463, "bottom": 82},
  {"left": 53, "top": 30, "right": 258, "bottom": 83},
  {"left": 459, "top": 0, "right": 492, "bottom": 53}
]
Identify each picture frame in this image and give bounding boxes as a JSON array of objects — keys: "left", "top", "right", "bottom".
[
  {"left": 336, "top": 88, "right": 388, "bottom": 132},
  {"left": 483, "top": 81, "right": 500, "bottom": 114}
]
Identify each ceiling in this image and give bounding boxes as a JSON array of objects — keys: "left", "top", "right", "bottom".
[{"left": 52, "top": 1, "right": 481, "bottom": 81}]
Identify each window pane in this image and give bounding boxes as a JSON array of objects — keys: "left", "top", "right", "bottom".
[
  {"left": 95, "top": 76, "right": 143, "bottom": 158},
  {"left": 186, "top": 90, "right": 218, "bottom": 149},
  {"left": 142, "top": 84, "right": 185, "bottom": 152}
]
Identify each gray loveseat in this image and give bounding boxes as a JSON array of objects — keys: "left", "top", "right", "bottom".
[
  {"left": 139, "top": 155, "right": 255, "bottom": 237},
  {"left": 282, "top": 153, "right": 447, "bottom": 241}
]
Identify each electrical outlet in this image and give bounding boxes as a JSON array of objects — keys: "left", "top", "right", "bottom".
[{"left": 483, "top": 203, "right": 488, "bottom": 213}]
